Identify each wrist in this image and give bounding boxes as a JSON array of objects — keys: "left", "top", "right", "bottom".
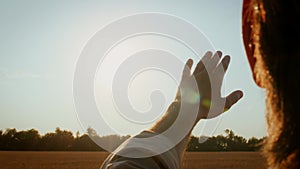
[{"left": 150, "top": 101, "right": 181, "bottom": 134}]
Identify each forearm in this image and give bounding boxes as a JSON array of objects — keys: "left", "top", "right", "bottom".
[{"left": 150, "top": 101, "right": 197, "bottom": 158}]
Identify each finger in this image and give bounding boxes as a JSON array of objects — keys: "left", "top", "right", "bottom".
[
  {"left": 201, "top": 51, "right": 213, "bottom": 65},
  {"left": 206, "top": 51, "right": 222, "bottom": 71},
  {"left": 220, "top": 55, "right": 230, "bottom": 72},
  {"left": 186, "top": 58, "right": 193, "bottom": 70},
  {"left": 193, "top": 51, "right": 212, "bottom": 75},
  {"left": 214, "top": 55, "right": 231, "bottom": 81},
  {"left": 177, "top": 59, "right": 193, "bottom": 100},
  {"left": 182, "top": 59, "right": 193, "bottom": 79},
  {"left": 224, "top": 90, "right": 243, "bottom": 111}
]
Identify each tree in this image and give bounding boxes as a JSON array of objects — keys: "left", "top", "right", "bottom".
[
  {"left": 223, "top": 129, "right": 249, "bottom": 151},
  {"left": 0, "top": 130, "right": 3, "bottom": 149},
  {"left": 2, "top": 128, "right": 17, "bottom": 150},
  {"left": 0, "top": 128, "right": 265, "bottom": 151},
  {"left": 39, "top": 127, "right": 74, "bottom": 150},
  {"left": 87, "top": 127, "right": 98, "bottom": 138},
  {"left": 73, "top": 134, "right": 102, "bottom": 151},
  {"left": 76, "top": 131, "right": 80, "bottom": 139},
  {"left": 248, "top": 136, "right": 265, "bottom": 151},
  {"left": 187, "top": 136, "right": 200, "bottom": 151},
  {"left": 13, "top": 129, "right": 40, "bottom": 150},
  {"left": 86, "top": 127, "right": 130, "bottom": 151}
]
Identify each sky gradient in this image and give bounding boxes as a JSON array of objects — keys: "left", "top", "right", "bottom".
[{"left": 0, "top": 0, "right": 267, "bottom": 138}]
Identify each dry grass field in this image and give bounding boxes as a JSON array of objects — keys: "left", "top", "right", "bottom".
[{"left": 0, "top": 151, "right": 267, "bottom": 169}]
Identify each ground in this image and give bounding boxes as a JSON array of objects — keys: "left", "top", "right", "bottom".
[{"left": 0, "top": 151, "right": 267, "bottom": 169}]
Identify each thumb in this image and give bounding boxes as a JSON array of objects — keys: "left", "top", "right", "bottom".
[{"left": 224, "top": 90, "right": 243, "bottom": 111}]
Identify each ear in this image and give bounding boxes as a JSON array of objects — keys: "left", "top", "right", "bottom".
[{"left": 242, "top": 0, "right": 261, "bottom": 86}]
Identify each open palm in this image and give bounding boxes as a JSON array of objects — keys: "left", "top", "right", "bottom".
[{"left": 176, "top": 51, "right": 243, "bottom": 122}]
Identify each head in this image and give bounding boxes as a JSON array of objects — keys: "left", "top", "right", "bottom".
[{"left": 242, "top": 0, "right": 300, "bottom": 168}]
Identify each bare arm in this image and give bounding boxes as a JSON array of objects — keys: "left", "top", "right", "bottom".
[
  {"left": 150, "top": 51, "right": 243, "bottom": 158},
  {"left": 101, "top": 51, "right": 243, "bottom": 169}
]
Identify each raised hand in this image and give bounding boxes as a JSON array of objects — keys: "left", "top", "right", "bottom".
[{"left": 176, "top": 51, "right": 243, "bottom": 122}]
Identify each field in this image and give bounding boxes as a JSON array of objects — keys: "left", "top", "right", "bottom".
[{"left": 0, "top": 151, "right": 267, "bottom": 169}]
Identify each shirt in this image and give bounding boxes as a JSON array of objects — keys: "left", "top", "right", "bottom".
[{"left": 100, "top": 131, "right": 181, "bottom": 169}]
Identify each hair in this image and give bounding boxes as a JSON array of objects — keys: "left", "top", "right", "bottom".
[{"left": 243, "top": 0, "right": 300, "bottom": 168}]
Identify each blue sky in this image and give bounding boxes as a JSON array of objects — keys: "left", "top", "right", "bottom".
[{"left": 0, "top": 0, "right": 266, "bottom": 138}]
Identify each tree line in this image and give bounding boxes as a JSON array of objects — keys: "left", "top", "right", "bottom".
[
  {"left": 0, "top": 128, "right": 265, "bottom": 151},
  {"left": 187, "top": 129, "right": 265, "bottom": 151}
]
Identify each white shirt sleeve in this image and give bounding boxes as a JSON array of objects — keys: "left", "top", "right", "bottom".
[{"left": 100, "top": 130, "right": 181, "bottom": 169}]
